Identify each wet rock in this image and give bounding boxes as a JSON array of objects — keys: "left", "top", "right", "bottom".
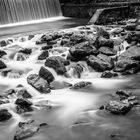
[
  {"left": 1, "top": 68, "right": 12, "bottom": 77},
  {"left": 38, "top": 50, "right": 49, "bottom": 60},
  {"left": 28, "top": 35, "right": 34, "bottom": 40},
  {"left": 41, "top": 45, "right": 53, "bottom": 50},
  {"left": 116, "top": 90, "right": 131, "bottom": 98},
  {"left": 45, "top": 56, "right": 67, "bottom": 75},
  {"left": 125, "top": 24, "right": 136, "bottom": 31},
  {"left": 18, "top": 48, "right": 32, "bottom": 55},
  {"left": 69, "top": 41, "right": 98, "bottom": 60},
  {"left": 114, "top": 46, "right": 140, "bottom": 72},
  {"left": 0, "top": 109, "right": 12, "bottom": 121},
  {"left": 15, "top": 98, "right": 33, "bottom": 114},
  {"left": 106, "top": 100, "right": 132, "bottom": 115},
  {"left": 70, "top": 81, "right": 92, "bottom": 90},
  {"left": 0, "top": 60, "right": 7, "bottom": 69},
  {"left": 96, "top": 27, "right": 110, "bottom": 39},
  {"left": 14, "top": 120, "right": 47, "bottom": 140},
  {"left": 86, "top": 54, "right": 114, "bottom": 72},
  {"left": 99, "top": 47, "right": 116, "bottom": 56},
  {"left": 14, "top": 53, "right": 28, "bottom": 61},
  {"left": 67, "top": 63, "right": 85, "bottom": 78},
  {"left": 101, "top": 71, "right": 118, "bottom": 78},
  {"left": 70, "top": 33, "right": 87, "bottom": 45},
  {"left": 39, "top": 66, "right": 54, "bottom": 84},
  {"left": 50, "top": 81, "right": 72, "bottom": 90},
  {"left": 0, "top": 50, "right": 7, "bottom": 58},
  {"left": 15, "top": 98, "right": 32, "bottom": 107},
  {"left": 27, "top": 74, "right": 51, "bottom": 93},
  {"left": 4, "top": 88, "right": 16, "bottom": 96},
  {"left": 17, "top": 89, "right": 32, "bottom": 99},
  {"left": 0, "top": 40, "right": 8, "bottom": 47},
  {"left": 47, "top": 40, "right": 57, "bottom": 45},
  {"left": 95, "top": 37, "right": 114, "bottom": 48}
]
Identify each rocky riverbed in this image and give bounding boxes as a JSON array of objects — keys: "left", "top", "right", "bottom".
[{"left": 0, "top": 18, "right": 140, "bottom": 140}]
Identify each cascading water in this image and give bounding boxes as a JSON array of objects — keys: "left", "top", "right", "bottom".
[{"left": 0, "top": 0, "right": 62, "bottom": 25}]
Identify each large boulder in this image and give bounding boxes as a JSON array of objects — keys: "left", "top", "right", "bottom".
[
  {"left": 38, "top": 50, "right": 49, "bottom": 60},
  {"left": 86, "top": 54, "right": 114, "bottom": 72},
  {"left": 45, "top": 56, "right": 67, "bottom": 75},
  {"left": 0, "top": 109, "right": 12, "bottom": 121},
  {"left": 39, "top": 66, "right": 54, "bottom": 83},
  {"left": 14, "top": 120, "right": 47, "bottom": 140},
  {"left": 114, "top": 46, "right": 140, "bottom": 72},
  {"left": 69, "top": 41, "right": 98, "bottom": 60},
  {"left": 0, "top": 60, "right": 7, "bottom": 69},
  {"left": 101, "top": 71, "right": 118, "bottom": 78},
  {"left": 27, "top": 74, "right": 51, "bottom": 93}
]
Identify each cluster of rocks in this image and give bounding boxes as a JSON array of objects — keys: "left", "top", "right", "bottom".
[{"left": 105, "top": 90, "right": 139, "bottom": 115}]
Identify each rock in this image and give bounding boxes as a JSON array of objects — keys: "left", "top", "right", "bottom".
[
  {"left": 67, "top": 63, "right": 85, "bottom": 78},
  {"left": 86, "top": 54, "right": 114, "bottom": 72},
  {"left": 70, "top": 33, "right": 87, "bottom": 45},
  {"left": 0, "top": 109, "right": 12, "bottom": 121},
  {"left": 27, "top": 74, "right": 51, "bottom": 93},
  {"left": 15, "top": 98, "right": 32, "bottom": 107},
  {"left": 39, "top": 66, "right": 54, "bottom": 83},
  {"left": 14, "top": 53, "right": 28, "bottom": 61},
  {"left": 41, "top": 45, "right": 53, "bottom": 50},
  {"left": 28, "top": 35, "right": 34, "bottom": 40},
  {"left": 99, "top": 47, "right": 116, "bottom": 56},
  {"left": 50, "top": 81, "right": 72, "bottom": 90},
  {"left": 17, "top": 89, "right": 32, "bottom": 98},
  {"left": 47, "top": 40, "right": 57, "bottom": 45},
  {"left": 136, "top": 25, "right": 140, "bottom": 31},
  {"left": 0, "top": 100, "right": 9, "bottom": 105},
  {"left": 106, "top": 100, "right": 132, "bottom": 115},
  {"left": 1, "top": 68, "right": 12, "bottom": 77},
  {"left": 116, "top": 90, "right": 131, "bottom": 98},
  {"left": 14, "top": 120, "right": 46, "bottom": 140},
  {"left": 15, "top": 98, "right": 33, "bottom": 114},
  {"left": 114, "top": 46, "right": 140, "bottom": 72},
  {"left": 95, "top": 37, "right": 114, "bottom": 48},
  {"left": 38, "top": 50, "right": 49, "bottom": 60},
  {"left": 45, "top": 56, "right": 67, "bottom": 75},
  {"left": 0, "top": 50, "right": 7, "bottom": 58},
  {"left": 96, "top": 27, "right": 110, "bottom": 39},
  {"left": 69, "top": 41, "right": 98, "bottom": 60},
  {"left": 4, "top": 88, "right": 16, "bottom": 96},
  {"left": 125, "top": 24, "right": 136, "bottom": 31},
  {"left": 18, "top": 48, "right": 32, "bottom": 55},
  {"left": 70, "top": 81, "right": 92, "bottom": 90},
  {"left": 0, "top": 40, "right": 8, "bottom": 47},
  {"left": 0, "top": 60, "right": 7, "bottom": 69},
  {"left": 101, "top": 71, "right": 118, "bottom": 78}
]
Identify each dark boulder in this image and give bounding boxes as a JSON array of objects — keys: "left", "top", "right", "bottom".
[
  {"left": 0, "top": 50, "right": 7, "bottom": 58},
  {"left": 18, "top": 48, "right": 32, "bottom": 55},
  {"left": 27, "top": 74, "right": 51, "bottom": 93},
  {"left": 69, "top": 41, "right": 98, "bottom": 60},
  {"left": 101, "top": 71, "right": 118, "bottom": 78},
  {"left": 70, "top": 81, "right": 92, "bottom": 90},
  {"left": 96, "top": 27, "right": 110, "bottom": 39},
  {"left": 15, "top": 98, "right": 33, "bottom": 114},
  {"left": 125, "top": 23, "right": 136, "bottom": 31},
  {"left": 0, "top": 40, "right": 8, "bottom": 47},
  {"left": 106, "top": 100, "right": 132, "bottom": 115},
  {"left": 41, "top": 45, "right": 53, "bottom": 50},
  {"left": 38, "top": 50, "right": 49, "bottom": 60},
  {"left": 0, "top": 109, "right": 12, "bottom": 121},
  {"left": 45, "top": 56, "right": 67, "bottom": 75},
  {"left": 86, "top": 54, "right": 114, "bottom": 72},
  {"left": 14, "top": 120, "right": 47, "bottom": 140},
  {"left": 0, "top": 60, "right": 7, "bottom": 69},
  {"left": 15, "top": 98, "right": 32, "bottom": 108},
  {"left": 99, "top": 47, "right": 116, "bottom": 56},
  {"left": 28, "top": 35, "right": 34, "bottom": 40},
  {"left": 39, "top": 66, "right": 54, "bottom": 83}
]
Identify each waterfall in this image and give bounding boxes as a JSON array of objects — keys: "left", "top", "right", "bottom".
[{"left": 0, "top": 0, "right": 62, "bottom": 25}]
